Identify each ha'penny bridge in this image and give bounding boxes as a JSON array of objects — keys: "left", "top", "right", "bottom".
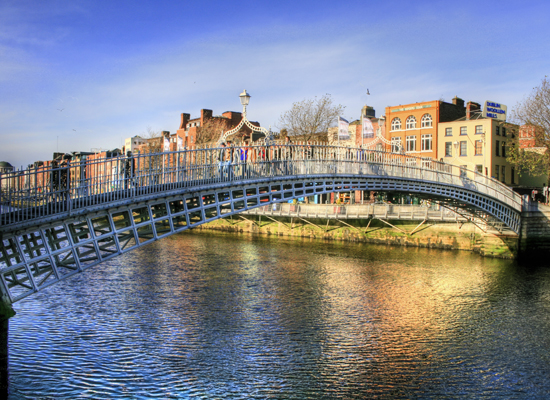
[
  {"left": 0, "top": 143, "right": 522, "bottom": 307},
  {"left": 0, "top": 143, "right": 523, "bottom": 306}
]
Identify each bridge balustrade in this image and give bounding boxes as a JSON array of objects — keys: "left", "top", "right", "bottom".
[{"left": 1, "top": 143, "right": 521, "bottom": 229}]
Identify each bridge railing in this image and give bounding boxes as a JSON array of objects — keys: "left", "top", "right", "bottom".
[{"left": 0, "top": 143, "right": 522, "bottom": 227}]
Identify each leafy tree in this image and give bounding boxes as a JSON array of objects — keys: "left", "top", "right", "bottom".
[
  {"left": 507, "top": 140, "right": 549, "bottom": 176},
  {"left": 508, "top": 77, "right": 550, "bottom": 175},
  {"left": 278, "top": 94, "right": 344, "bottom": 141}
]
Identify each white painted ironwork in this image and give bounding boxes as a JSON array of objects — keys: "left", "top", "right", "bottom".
[
  {"left": 217, "top": 90, "right": 273, "bottom": 145},
  {"left": 0, "top": 143, "right": 523, "bottom": 304}
]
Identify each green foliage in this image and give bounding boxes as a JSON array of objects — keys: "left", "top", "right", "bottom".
[{"left": 507, "top": 143, "right": 549, "bottom": 176}]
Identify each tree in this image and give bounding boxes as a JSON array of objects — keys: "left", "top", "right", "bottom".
[
  {"left": 195, "top": 118, "right": 229, "bottom": 146},
  {"left": 508, "top": 76, "right": 550, "bottom": 175},
  {"left": 277, "top": 94, "right": 344, "bottom": 141},
  {"left": 143, "top": 126, "right": 163, "bottom": 153}
]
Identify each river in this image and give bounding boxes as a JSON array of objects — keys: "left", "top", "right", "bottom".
[{"left": 7, "top": 232, "right": 550, "bottom": 399}]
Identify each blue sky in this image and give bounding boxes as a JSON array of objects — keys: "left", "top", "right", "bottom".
[{"left": 1, "top": 0, "right": 549, "bottom": 168}]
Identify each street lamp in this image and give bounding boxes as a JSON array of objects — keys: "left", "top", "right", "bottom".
[
  {"left": 218, "top": 90, "right": 273, "bottom": 145},
  {"left": 239, "top": 89, "right": 251, "bottom": 107}
]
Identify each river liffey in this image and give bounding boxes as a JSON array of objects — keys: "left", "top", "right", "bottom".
[{"left": 7, "top": 232, "right": 550, "bottom": 399}]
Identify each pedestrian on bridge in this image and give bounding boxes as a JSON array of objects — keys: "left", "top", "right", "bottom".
[
  {"left": 284, "top": 136, "right": 293, "bottom": 175},
  {"left": 124, "top": 151, "right": 135, "bottom": 190},
  {"left": 59, "top": 154, "right": 71, "bottom": 203},
  {"left": 49, "top": 159, "right": 60, "bottom": 202}
]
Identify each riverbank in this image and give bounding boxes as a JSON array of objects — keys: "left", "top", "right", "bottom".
[{"left": 195, "top": 215, "right": 518, "bottom": 259}]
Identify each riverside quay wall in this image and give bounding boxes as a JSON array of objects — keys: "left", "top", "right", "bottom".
[{"left": 196, "top": 203, "right": 522, "bottom": 259}]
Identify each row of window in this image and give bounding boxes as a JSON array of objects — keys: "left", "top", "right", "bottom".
[
  {"left": 391, "top": 114, "right": 433, "bottom": 131},
  {"left": 390, "top": 134, "right": 433, "bottom": 152},
  {"left": 443, "top": 140, "right": 506, "bottom": 157},
  {"left": 445, "top": 125, "right": 484, "bottom": 136}
]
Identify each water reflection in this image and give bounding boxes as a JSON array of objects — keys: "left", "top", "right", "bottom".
[{"left": 8, "top": 232, "right": 550, "bottom": 398}]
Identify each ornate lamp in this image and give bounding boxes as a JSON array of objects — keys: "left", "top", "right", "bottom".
[{"left": 218, "top": 90, "right": 273, "bottom": 145}]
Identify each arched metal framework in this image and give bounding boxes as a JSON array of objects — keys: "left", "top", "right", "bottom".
[{"left": 0, "top": 144, "right": 522, "bottom": 303}]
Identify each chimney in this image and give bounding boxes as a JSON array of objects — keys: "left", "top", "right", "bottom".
[
  {"left": 201, "top": 109, "right": 213, "bottom": 122},
  {"left": 452, "top": 96, "right": 465, "bottom": 109},
  {"left": 362, "top": 105, "right": 375, "bottom": 118},
  {"left": 466, "top": 102, "right": 481, "bottom": 120},
  {"left": 180, "top": 113, "right": 190, "bottom": 130}
]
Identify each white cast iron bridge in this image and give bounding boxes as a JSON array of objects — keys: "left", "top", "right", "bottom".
[{"left": 0, "top": 143, "right": 522, "bottom": 304}]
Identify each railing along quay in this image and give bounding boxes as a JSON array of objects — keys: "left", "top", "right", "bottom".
[
  {"left": 1, "top": 142, "right": 522, "bottom": 230},
  {"left": 242, "top": 203, "right": 468, "bottom": 222}
]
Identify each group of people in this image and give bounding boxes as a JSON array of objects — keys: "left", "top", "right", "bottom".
[
  {"left": 49, "top": 154, "right": 72, "bottom": 201},
  {"left": 217, "top": 136, "right": 300, "bottom": 179}
]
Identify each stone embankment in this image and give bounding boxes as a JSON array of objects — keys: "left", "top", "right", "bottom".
[
  {"left": 519, "top": 203, "right": 550, "bottom": 259},
  {"left": 196, "top": 203, "right": 520, "bottom": 259}
]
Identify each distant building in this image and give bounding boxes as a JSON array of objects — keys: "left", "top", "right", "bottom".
[
  {"left": 328, "top": 105, "right": 385, "bottom": 150},
  {"left": 0, "top": 161, "right": 14, "bottom": 174}
]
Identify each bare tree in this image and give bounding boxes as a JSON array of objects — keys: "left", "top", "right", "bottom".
[
  {"left": 508, "top": 77, "right": 550, "bottom": 175},
  {"left": 195, "top": 118, "right": 229, "bottom": 146},
  {"left": 142, "top": 126, "right": 163, "bottom": 153},
  {"left": 278, "top": 94, "right": 345, "bottom": 141}
]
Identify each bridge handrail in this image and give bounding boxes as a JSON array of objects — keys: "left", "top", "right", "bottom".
[{"left": 0, "top": 143, "right": 522, "bottom": 228}]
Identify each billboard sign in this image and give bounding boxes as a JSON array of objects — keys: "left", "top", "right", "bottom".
[{"left": 483, "top": 101, "right": 507, "bottom": 121}]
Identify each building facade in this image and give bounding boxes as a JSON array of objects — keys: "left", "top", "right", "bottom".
[
  {"left": 385, "top": 97, "right": 467, "bottom": 160},
  {"left": 437, "top": 106, "right": 519, "bottom": 186}
]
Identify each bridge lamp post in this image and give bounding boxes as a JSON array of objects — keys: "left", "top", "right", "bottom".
[
  {"left": 240, "top": 89, "right": 251, "bottom": 115},
  {"left": 218, "top": 90, "right": 273, "bottom": 146}
]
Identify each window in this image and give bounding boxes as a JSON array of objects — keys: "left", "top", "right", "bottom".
[
  {"left": 475, "top": 140, "right": 483, "bottom": 155},
  {"left": 496, "top": 140, "right": 500, "bottom": 156},
  {"left": 496, "top": 126, "right": 500, "bottom": 136},
  {"left": 421, "top": 114, "right": 433, "bottom": 128},
  {"left": 391, "top": 118, "right": 402, "bottom": 131},
  {"left": 406, "top": 135, "right": 416, "bottom": 152},
  {"left": 502, "top": 127, "right": 506, "bottom": 137},
  {"left": 460, "top": 126, "right": 467, "bottom": 135},
  {"left": 391, "top": 137, "right": 402, "bottom": 153},
  {"left": 460, "top": 141, "right": 467, "bottom": 156},
  {"left": 476, "top": 165, "right": 483, "bottom": 174},
  {"left": 445, "top": 142, "right": 452, "bottom": 157},
  {"left": 406, "top": 116, "right": 417, "bottom": 129},
  {"left": 475, "top": 125, "right": 483, "bottom": 134},
  {"left": 495, "top": 165, "right": 499, "bottom": 180},
  {"left": 421, "top": 134, "right": 432, "bottom": 151},
  {"left": 445, "top": 127, "right": 453, "bottom": 136},
  {"left": 511, "top": 167, "right": 515, "bottom": 184},
  {"left": 501, "top": 166, "right": 506, "bottom": 183},
  {"left": 501, "top": 141, "right": 506, "bottom": 157}
]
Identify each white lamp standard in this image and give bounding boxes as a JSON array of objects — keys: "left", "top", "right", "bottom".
[{"left": 218, "top": 90, "right": 272, "bottom": 145}]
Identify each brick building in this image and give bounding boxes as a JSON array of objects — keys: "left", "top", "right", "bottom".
[{"left": 385, "top": 97, "right": 467, "bottom": 160}]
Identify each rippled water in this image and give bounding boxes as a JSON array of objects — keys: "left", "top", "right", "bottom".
[{"left": 7, "top": 232, "right": 550, "bottom": 399}]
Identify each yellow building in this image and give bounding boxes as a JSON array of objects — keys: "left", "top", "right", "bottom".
[{"left": 437, "top": 103, "right": 519, "bottom": 186}]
